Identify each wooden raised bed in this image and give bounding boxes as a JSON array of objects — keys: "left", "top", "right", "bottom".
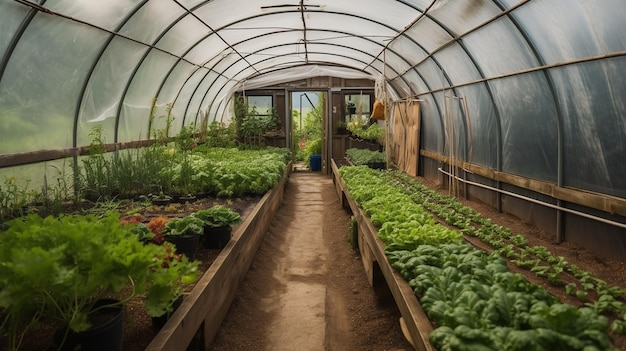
[
  {"left": 331, "top": 159, "right": 434, "bottom": 351},
  {"left": 145, "top": 163, "right": 291, "bottom": 351}
]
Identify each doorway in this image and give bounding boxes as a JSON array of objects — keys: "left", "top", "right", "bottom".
[{"left": 291, "top": 90, "right": 327, "bottom": 172}]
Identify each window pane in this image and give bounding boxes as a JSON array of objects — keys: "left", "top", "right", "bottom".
[{"left": 246, "top": 96, "right": 273, "bottom": 115}]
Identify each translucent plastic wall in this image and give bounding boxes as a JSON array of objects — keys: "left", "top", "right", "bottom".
[
  {"left": 388, "top": 0, "right": 626, "bottom": 199},
  {"left": 1, "top": 0, "right": 625, "bottom": 203}
]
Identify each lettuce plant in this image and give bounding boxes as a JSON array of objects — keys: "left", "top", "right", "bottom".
[
  {"left": 163, "top": 215, "right": 204, "bottom": 238},
  {"left": 192, "top": 205, "right": 241, "bottom": 228}
]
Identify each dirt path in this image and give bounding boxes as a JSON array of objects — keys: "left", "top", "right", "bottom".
[{"left": 209, "top": 171, "right": 413, "bottom": 351}]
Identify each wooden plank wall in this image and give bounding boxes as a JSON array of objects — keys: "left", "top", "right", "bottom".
[{"left": 392, "top": 101, "right": 420, "bottom": 177}]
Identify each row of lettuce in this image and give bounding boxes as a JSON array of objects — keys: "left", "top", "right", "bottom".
[{"left": 339, "top": 165, "right": 621, "bottom": 351}]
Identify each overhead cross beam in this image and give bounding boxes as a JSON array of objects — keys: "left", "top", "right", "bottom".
[
  {"left": 260, "top": 2, "right": 318, "bottom": 64},
  {"left": 299, "top": 0, "right": 310, "bottom": 63}
]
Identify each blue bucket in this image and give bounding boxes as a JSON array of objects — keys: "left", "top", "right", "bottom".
[{"left": 309, "top": 154, "right": 322, "bottom": 171}]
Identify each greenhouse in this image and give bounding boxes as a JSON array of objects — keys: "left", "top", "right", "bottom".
[{"left": 1, "top": 0, "right": 625, "bottom": 350}]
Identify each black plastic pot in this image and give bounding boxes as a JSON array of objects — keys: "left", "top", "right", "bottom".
[
  {"left": 203, "top": 225, "right": 232, "bottom": 249},
  {"left": 151, "top": 296, "right": 184, "bottom": 330},
  {"left": 55, "top": 299, "right": 124, "bottom": 351},
  {"left": 165, "top": 235, "right": 200, "bottom": 260},
  {"left": 151, "top": 198, "right": 172, "bottom": 206},
  {"left": 367, "top": 162, "right": 387, "bottom": 170},
  {"left": 174, "top": 195, "right": 197, "bottom": 203}
]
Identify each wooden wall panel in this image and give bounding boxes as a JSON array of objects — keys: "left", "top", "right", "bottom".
[{"left": 392, "top": 101, "right": 420, "bottom": 177}]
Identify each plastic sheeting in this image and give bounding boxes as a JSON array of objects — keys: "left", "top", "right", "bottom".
[{"left": 1, "top": 0, "right": 625, "bottom": 200}]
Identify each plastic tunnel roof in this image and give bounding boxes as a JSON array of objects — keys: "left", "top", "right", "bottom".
[{"left": 1, "top": 0, "right": 626, "bottom": 198}]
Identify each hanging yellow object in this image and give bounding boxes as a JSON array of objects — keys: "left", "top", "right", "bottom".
[{"left": 371, "top": 100, "right": 385, "bottom": 120}]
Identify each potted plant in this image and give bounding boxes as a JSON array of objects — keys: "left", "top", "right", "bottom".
[
  {"left": 192, "top": 205, "right": 242, "bottom": 249},
  {"left": 0, "top": 212, "right": 199, "bottom": 351},
  {"left": 162, "top": 215, "right": 204, "bottom": 260},
  {"left": 148, "top": 191, "right": 173, "bottom": 206}
]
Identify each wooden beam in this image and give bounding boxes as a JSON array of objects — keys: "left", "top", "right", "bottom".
[
  {"left": 420, "top": 149, "right": 626, "bottom": 218},
  {"left": 0, "top": 140, "right": 159, "bottom": 169}
]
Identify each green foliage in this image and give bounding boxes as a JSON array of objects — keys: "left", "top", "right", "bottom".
[
  {"left": 149, "top": 100, "right": 175, "bottom": 144},
  {"left": 169, "top": 153, "right": 196, "bottom": 195},
  {"left": 293, "top": 93, "right": 324, "bottom": 162},
  {"left": 380, "top": 168, "right": 626, "bottom": 335},
  {"left": 349, "top": 123, "right": 385, "bottom": 141},
  {"left": 387, "top": 245, "right": 614, "bottom": 351},
  {"left": 339, "top": 165, "right": 462, "bottom": 250},
  {"left": 205, "top": 121, "right": 237, "bottom": 148},
  {"left": 176, "top": 125, "right": 198, "bottom": 151},
  {"left": 0, "top": 176, "right": 30, "bottom": 222},
  {"left": 163, "top": 215, "right": 204, "bottom": 237},
  {"left": 0, "top": 212, "right": 198, "bottom": 350},
  {"left": 80, "top": 142, "right": 176, "bottom": 200},
  {"left": 345, "top": 148, "right": 386, "bottom": 166},
  {"left": 193, "top": 205, "right": 241, "bottom": 228},
  {"left": 79, "top": 126, "right": 115, "bottom": 200},
  {"left": 305, "top": 138, "right": 322, "bottom": 156},
  {"left": 199, "top": 147, "right": 289, "bottom": 197},
  {"left": 233, "top": 96, "right": 279, "bottom": 145},
  {"left": 240, "top": 114, "right": 278, "bottom": 138}
]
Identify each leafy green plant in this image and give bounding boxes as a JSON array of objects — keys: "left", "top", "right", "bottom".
[
  {"left": 0, "top": 212, "right": 198, "bottom": 351},
  {"left": 150, "top": 101, "right": 175, "bottom": 144},
  {"left": 205, "top": 121, "right": 236, "bottom": 148},
  {"left": 79, "top": 126, "right": 115, "bottom": 200},
  {"left": 340, "top": 165, "right": 622, "bottom": 348},
  {"left": 201, "top": 147, "right": 289, "bottom": 197},
  {"left": 192, "top": 205, "right": 241, "bottom": 228},
  {"left": 305, "top": 138, "right": 322, "bottom": 168},
  {"left": 345, "top": 148, "right": 386, "bottom": 167},
  {"left": 379, "top": 168, "right": 626, "bottom": 335},
  {"left": 348, "top": 122, "right": 385, "bottom": 141},
  {"left": 306, "top": 138, "right": 322, "bottom": 156},
  {"left": 0, "top": 176, "right": 30, "bottom": 222},
  {"left": 234, "top": 96, "right": 279, "bottom": 146},
  {"left": 169, "top": 153, "right": 196, "bottom": 196},
  {"left": 387, "top": 244, "right": 614, "bottom": 351},
  {"left": 176, "top": 125, "right": 198, "bottom": 151},
  {"left": 163, "top": 215, "right": 204, "bottom": 238}
]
